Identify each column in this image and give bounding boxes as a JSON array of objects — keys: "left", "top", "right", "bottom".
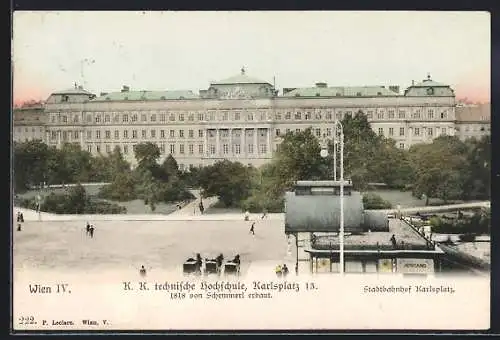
[
  {"left": 80, "top": 129, "right": 84, "bottom": 149},
  {"left": 57, "top": 130, "right": 61, "bottom": 148},
  {"left": 216, "top": 129, "right": 220, "bottom": 158},
  {"left": 266, "top": 128, "right": 271, "bottom": 157},
  {"left": 242, "top": 129, "right": 246, "bottom": 158},
  {"left": 229, "top": 129, "right": 233, "bottom": 157},
  {"left": 204, "top": 129, "right": 208, "bottom": 158},
  {"left": 253, "top": 128, "right": 258, "bottom": 158}
]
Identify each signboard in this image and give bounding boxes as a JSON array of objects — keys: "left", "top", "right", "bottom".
[{"left": 396, "top": 258, "right": 434, "bottom": 274}]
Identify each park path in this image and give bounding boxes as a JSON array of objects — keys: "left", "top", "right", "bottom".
[{"left": 168, "top": 189, "right": 219, "bottom": 217}]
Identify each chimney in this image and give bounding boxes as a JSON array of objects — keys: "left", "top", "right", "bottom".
[
  {"left": 389, "top": 86, "right": 400, "bottom": 94},
  {"left": 121, "top": 85, "right": 130, "bottom": 93},
  {"left": 315, "top": 82, "right": 328, "bottom": 88}
]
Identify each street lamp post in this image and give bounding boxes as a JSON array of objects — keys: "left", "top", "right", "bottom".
[{"left": 321, "top": 120, "right": 344, "bottom": 274}]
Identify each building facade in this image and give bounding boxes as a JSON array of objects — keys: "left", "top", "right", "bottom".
[
  {"left": 455, "top": 103, "right": 491, "bottom": 141},
  {"left": 12, "top": 104, "right": 46, "bottom": 143},
  {"left": 14, "top": 70, "right": 474, "bottom": 169}
]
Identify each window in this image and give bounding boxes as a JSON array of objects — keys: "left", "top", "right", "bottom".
[
  {"left": 179, "top": 144, "right": 185, "bottom": 154},
  {"left": 326, "top": 128, "right": 332, "bottom": 136},
  {"left": 96, "top": 145, "right": 101, "bottom": 153},
  {"left": 160, "top": 144, "right": 166, "bottom": 154},
  {"left": 87, "top": 145, "right": 92, "bottom": 152},
  {"left": 209, "top": 144, "right": 216, "bottom": 155},
  {"left": 247, "top": 112, "right": 254, "bottom": 121},
  {"left": 114, "top": 130, "right": 119, "bottom": 139},
  {"left": 160, "top": 114, "right": 166, "bottom": 122},
  {"left": 388, "top": 110, "right": 395, "bottom": 119},
  {"left": 295, "top": 112, "right": 302, "bottom": 120},
  {"left": 295, "top": 128, "right": 300, "bottom": 133},
  {"left": 141, "top": 114, "right": 147, "bottom": 122},
  {"left": 399, "top": 127, "right": 405, "bottom": 136},
  {"left": 285, "top": 112, "right": 291, "bottom": 120},
  {"left": 274, "top": 112, "right": 281, "bottom": 120},
  {"left": 141, "top": 130, "right": 146, "bottom": 138},
  {"left": 123, "top": 145, "right": 128, "bottom": 154},
  {"left": 106, "top": 145, "right": 111, "bottom": 153},
  {"left": 260, "top": 144, "right": 267, "bottom": 154},
  {"left": 123, "top": 114, "right": 129, "bottom": 122},
  {"left": 378, "top": 128, "right": 384, "bottom": 136},
  {"left": 399, "top": 143, "right": 405, "bottom": 149},
  {"left": 74, "top": 116, "right": 80, "bottom": 123},
  {"left": 151, "top": 130, "right": 156, "bottom": 138},
  {"left": 377, "top": 112, "right": 384, "bottom": 119},
  {"left": 441, "top": 128, "right": 446, "bottom": 135},
  {"left": 223, "top": 144, "right": 229, "bottom": 154},
  {"left": 286, "top": 128, "right": 290, "bottom": 134},
  {"left": 62, "top": 131, "right": 68, "bottom": 140},
  {"left": 96, "top": 131, "right": 101, "bottom": 139},
  {"left": 113, "top": 115, "right": 119, "bottom": 122},
  {"left": 414, "top": 128, "right": 420, "bottom": 136},
  {"left": 105, "top": 115, "right": 110, "bottom": 122},
  {"left": 151, "top": 114, "right": 156, "bottom": 122},
  {"left": 326, "top": 112, "right": 333, "bottom": 120},
  {"left": 198, "top": 144, "right": 204, "bottom": 154},
  {"left": 222, "top": 112, "right": 228, "bottom": 121},
  {"left": 275, "top": 129, "right": 281, "bottom": 136},
  {"left": 170, "top": 144, "right": 175, "bottom": 154},
  {"left": 388, "top": 128, "right": 394, "bottom": 136},
  {"left": 74, "top": 131, "right": 79, "bottom": 139},
  {"left": 235, "top": 144, "right": 241, "bottom": 154},
  {"left": 366, "top": 112, "right": 373, "bottom": 119},
  {"left": 188, "top": 130, "right": 194, "bottom": 138},
  {"left": 209, "top": 112, "right": 215, "bottom": 121},
  {"left": 85, "top": 131, "right": 91, "bottom": 139},
  {"left": 62, "top": 116, "right": 67, "bottom": 123},
  {"left": 105, "top": 130, "right": 111, "bottom": 139},
  {"left": 179, "top": 113, "right": 185, "bottom": 121},
  {"left": 52, "top": 115, "right": 56, "bottom": 123},
  {"left": 336, "top": 113, "right": 342, "bottom": 120},
  {"left": 123, "top": 130, "right": 129, "bottom": 139},
  {"left": 169, "top": 114, "right": 175, "bottom": 121},
  {"left": 170, "top": 130, "right": 175, "bottom": 138},
  {"left": 428, "top": 110, "right": 434, "bottom": 119},
  {"left": 132, "top": 130, "right": 138, "bottom": 139},
  {"left": 413, "top": 110, "right": 421, "bottom": 119},
  {"left": 198, "top": 130, "right": 204, "bottom": 138},
  {"left": 86, "top": 115, "right": 92, "bottom": 123},
  {"left": 95, "top": 115, "right": 101, "bottom": 123},
  {"left": 398, "top": 110, "right": 406, "bottom": 119},
  {"left": 188, "top": 114, "right": 194, "bottom": 121},
  {"left": 179, "top": 130, "right": 184, "bottom": 138},
  {"left": 428, "top": 128, "right": 433, "bottom": 136},
  {"left": 161, "top": 130, "right": 166, "bottom": 138},
  {"left": 305, "top": 112, "right": 311, "bottom": 120},
  {"left": 315, "top": 128, "right": 321, "bottom": 137},
  {"left": 198, "top": 113, "right": 204, "bottom": 121},
  {"left": 188, "top": 144, "right": 194, "bottom": 154},
  {"left": 248, "top": 144, "right": 254, "bottom": 154},
  {"left": 132, "top": 114, "right": 138, "bottom": 122},
  {"left": 440, "top": 111, "right": 447, "bottom": 119}
]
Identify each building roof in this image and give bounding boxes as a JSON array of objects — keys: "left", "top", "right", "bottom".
[
  {"left": 93, "top": 90, "right": 199, "bottom": 101},
  {"left": 455, "top": 103, "right": 491, "bottom": 122},
  {"left": 210, "top": 68, "right": 271, "bottom": 85},
  {"left": 308, "top": 219, "right": 432, "bottom": 251},
  {"left": 411, "top": 74, "right": 449, "bottom": 88},
  {"left": 283, "top": 86, "right": 398, "bottom": 97},
  {"left": 51, "top": 88, "right": 94, "bottom": 96}
]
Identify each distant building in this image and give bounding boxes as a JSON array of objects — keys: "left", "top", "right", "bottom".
[
  {"left": 455, "top": 103, "right": 491, "bottom": 141},
  {"left": 285, "top": 181, "right": 444, "bottom": 275},
  {"left": 13, "top": 104, "right": 46, "bottom": 143},
  {"left": 14, "top": 70, "right": 458, "bottom": 169}
]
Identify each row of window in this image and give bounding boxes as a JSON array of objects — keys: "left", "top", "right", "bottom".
[
  {"left": 377, "top": 127, "right": 449, "bottom": 137},
  {"left": 16, "top": 127, "right": 44, "bottom": 133},
  {"left": 86, "top": 143, "right": 269, "bottom": 156},
  {"left": 49, "top": 108, "right": 451, "bottom": 124}
]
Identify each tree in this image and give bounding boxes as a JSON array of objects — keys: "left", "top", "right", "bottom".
[
  {"left": 13, "top": 140, "right": 51, "bottom": 191},
  {"left": 198, "top": 160, "right": 253, "bottom": 207},
  {"left": 134, "top": 142, "right": 161, "bottom": 171},
  {"left": 463, "top": 136, "right": 490, "bottom": 199},
  {"left": 161, "top": 154, "right": 180, "bottom": 180}
]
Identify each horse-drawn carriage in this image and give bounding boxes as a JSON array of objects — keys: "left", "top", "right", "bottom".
[
  {"left": 204, "top": 259, "right": 220, "bottom": 275},
  {"left": 183, "top": 253, "right": 203, "bottom": 275},
  {"left": 223, "top": 254, "right": 241, "bottom": 276}
]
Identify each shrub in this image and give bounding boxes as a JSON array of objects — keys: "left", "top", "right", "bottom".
[{"left": 362, "top": 193, "right": 392, "bottom": 209}]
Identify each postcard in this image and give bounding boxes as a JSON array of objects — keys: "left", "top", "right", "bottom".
[{"left": 12, "top": 10, "right": 491, "bottom": 332}]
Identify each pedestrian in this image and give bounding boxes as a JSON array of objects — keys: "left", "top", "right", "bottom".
[
  {"left": 140, "top": 265, "right": 147, "bottom": 277},
  {"left": 16, "top": 212, "right": 21, "bottom": 223},
  {"left": 295, "top": 263, "right": 299, "bottom": 275},
  {"left": 261, "top": 209, "right": 267, "bottom": 219},
  {"left": 17, "top": 223, "right": 21, "bottom": 231},
  {"left": 282, "top": 264, "right": 289, "bottom": 277},
  {"left": 199, "top": 201, "right": 205, "bottom": 215},
  {"left": 89, "top": 225, "right": 95, "bottom": 239},
  {"left": 390, "top": 234, "right": 397, "bottom": 249},
  {"left": 275, "top": 264, "right": 282, "bottom": 278},
  {"left": 249, "top": 222, "right": 255, "bottom": 235},
  {"left": 86, "top": 222, "right": 91, "bottom": 236},
  {"left": 244, "top": 211, "right": 250, "bottom": 221}
]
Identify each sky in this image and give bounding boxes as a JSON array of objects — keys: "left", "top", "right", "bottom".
[{"left": 12, "top": 11, "right": 490, "bottom": 105}]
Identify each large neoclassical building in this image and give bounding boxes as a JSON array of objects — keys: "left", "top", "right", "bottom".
[{"left": 14, "top": 69, "right": 465, "bottom": 170}]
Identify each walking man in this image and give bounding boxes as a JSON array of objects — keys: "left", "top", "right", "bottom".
[
  {"left": 249, "top": 222, "right": 255, "bottom": 235},
  {"left": 89, "top": 225, "right": 95, "bottom": 239}
]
